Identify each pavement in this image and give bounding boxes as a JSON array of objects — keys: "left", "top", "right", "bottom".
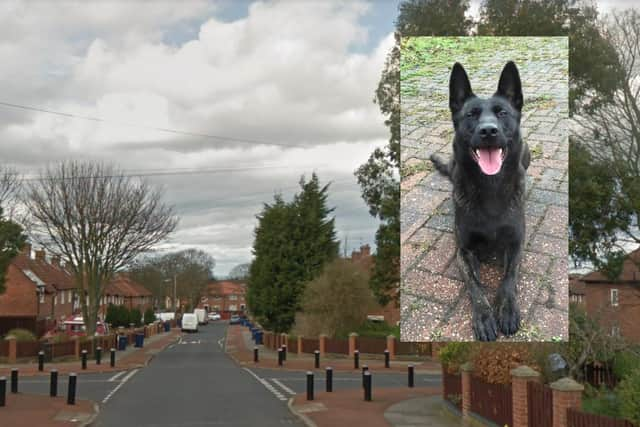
[
  {"left": 400, "top": 37, "right": 569, "bottom": 341},
  {"left": 0, "top": 328, "right": 181, "bottom": 377},
  {"left": 226, "top": 325, "right": 442, "bottom": 374}
]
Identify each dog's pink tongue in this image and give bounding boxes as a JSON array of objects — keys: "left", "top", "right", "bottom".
[{"left": 477, "top": 147, "right": 503, "bottom": 175}]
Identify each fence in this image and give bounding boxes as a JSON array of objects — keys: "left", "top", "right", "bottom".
[
  {"left": 357, "top": 337, "right": 387, "bottom": 355},
  {"left": 325, "top": 337, "right": 349, "bottom": 354},
  {"left": 16, "top": 341, "right": 41, "bottom": 358},
  {"left": 396, "top": 341, "right": 432, "bottom": 356},
  {"left": 528, "top": 381, "right": 553, "bottom": 427},
  {"left": 567, "top": 408, "right": 637, "bottom": 427},
  {"left": 442, "top": 369, "right": 462, "bottom": 410},
  {"left": 584, "top": 364, "right": 618, "bottom": 389},
  {"left": 300, "top": 337, "right": 319, "bottom": 354},
  {"left": 469, "top": 375, "right": 513, "bottom": 427}
]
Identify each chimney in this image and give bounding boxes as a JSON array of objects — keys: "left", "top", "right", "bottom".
[
  {"left": 22, "top": 242, "right": 32, "bottom": 258},
  {"left": 35, "top": 249, "right": 45, "bottom": 261},
  {"left": 51, "top": 255, "right": 60, "bottom": 267},
  {"left": 361, "top": 244, "right": 371, "bottom": 257}
]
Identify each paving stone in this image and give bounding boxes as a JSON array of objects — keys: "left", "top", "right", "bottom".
[{"left": 415, "top": 233, "right": 456, "bottom": 274}]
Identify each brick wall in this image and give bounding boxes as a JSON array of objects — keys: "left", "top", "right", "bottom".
[
  {"left": 584, "top": 282, "right": 640, "bottom": 342},
  {"left": 0, "top": 264, "right": 37, "bottom": 317}
]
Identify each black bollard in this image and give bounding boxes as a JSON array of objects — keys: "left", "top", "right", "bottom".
[
  {"left": 314, "top": 350, "right": 320, "bottom": 369},
  {"left": 282, "top": 345, "right": 287, "bottom": 361},
  {"left": 278, "top": 348, "right": 283, "bottom": 367},
  {"left": 38, "top": 350, "right": 44, "bottom": 371},
  {"left": 254, "top": 347, "right": 259, "bottom": 363},
  {"left": 110, "top": 348, "right": 116, "bottom": 367},
  {"left": 354, "top": 350, "right": 359, "bottom": 369},
  {"left": 50, "top": 369, "right": 58, "bottom": 397},
  {"left": 10, "top": 368, "right": 18, "bottom": 393},
  {"left": 362, "top": 365, "right": 369, "bottom": 388},
  {"left": 384, "top": 349, "right": 390, "bottom": 368},
  {"left": 96, "top": 346, "right": 102, "bottom": 365},
  {"left": 408, "top": 365, "right": 414, "bottom": 388},
  {"left": 0, "top": 377, "right": 5, "bottom": 407},
  {"left": 306, "top": 371, "right": 314, "bottom": 401},
  {"left": 81, "top": 350, "right": 87, "bottom": 370},
  {"left": 364, "top": 371, "right": 372, "bottom": 401},
  {"left": 325, "top": 367, "right": 333, "bottom": 392},
  {"left": 67, "top": 373, "right": 76, "bottom": 405}
]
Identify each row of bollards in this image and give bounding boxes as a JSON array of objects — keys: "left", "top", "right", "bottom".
[
  {"left": 81, "top": 348, "right": 116, "bottom": 370},
  {"left": 303, "top": 365, "right": 416, "bottom": 402},
  {"left": 257, "top": 345, "right": 394, "bottom": 371},
  {"left": 0, "top": 369, "right": 79, "bottom": 407}
]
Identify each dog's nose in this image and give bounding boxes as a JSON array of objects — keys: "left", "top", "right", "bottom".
[{"left": 479, "top": 124, "right": 498, "bottom": 139}]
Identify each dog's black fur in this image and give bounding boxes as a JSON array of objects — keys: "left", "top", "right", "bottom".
[{"left": 430, "top": 62, "right": 530, "bottom": 341}]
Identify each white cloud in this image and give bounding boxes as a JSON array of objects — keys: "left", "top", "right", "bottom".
[{"left": 0, "top": 1, "right": 393, "bottom": 275}]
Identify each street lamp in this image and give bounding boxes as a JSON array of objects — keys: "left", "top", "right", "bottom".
[{"left": 163, "top": 275, "right": 177, "bottom": 312}]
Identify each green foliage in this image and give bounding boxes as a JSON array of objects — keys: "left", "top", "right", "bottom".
[
  {"left": 568, "top": 141, "right": 632, "bottom": 273},
  {"left": 130, "top": 308, "right": 142, "bottom": 327},
  {"left": 439, "top": 342, "right": 473, "bottom": 373},
  {"left": 613, "top": 350, "right": 640, "bottom": 381},
  {"left": 293, "top": 259, "right": 374, "bottom": 338},
  {"left": 582, "top": 388, "right": 621, "bottom": 418},
  {"left": 143, "top": 308, "right": 156, "bottom": 324},
  {"left": 397, "top": 0, "right": 472, "bottom": 36},
  {"left": 617, "top": 368, "right": 640, "bottom": 425},
  {"left": 477, "top": 0, "right": 570, "bottom": 36},
  {"left": 248, "top": 174, "right": 339, "bottom": 333},
  {"left": 5, "top": 328, "right": 36, "bottom": 342},
  {"left": 353, "top": 320, "right": 399, "bottom": 339},
  {"left": 0, "top": 207, "right": 26, "bottom": 294}
]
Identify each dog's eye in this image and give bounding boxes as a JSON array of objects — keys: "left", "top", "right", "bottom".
[
  {"left": 466, "top": 108, "right": 480, "bottom": 118},
  {"left": 497, "top": 109, "right": 508, "bottom": 118}
]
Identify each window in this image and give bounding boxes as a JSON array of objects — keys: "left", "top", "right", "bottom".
[
  {"left": 229, "top": 304, "right": 237, "bottom": 311},
  {"left": 54, "top": 294, "right": 58, "bottom": 305},
  {"left": 68, "top": 290, "right": 72, "bottom": 304},
  {"left": 229, "top": 295, "right": 238, "bottom": 301},
  {"left": 39, "top": 291, "right": 45, "bottom": 304},
  {"left": 611, "top": 326, "right": 620, "bottom": 337},
  {"left": 611, "top": 289, "right": 619, "bottom": 307}
]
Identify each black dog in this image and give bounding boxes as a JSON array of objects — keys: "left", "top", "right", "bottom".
[{"left": 430, "top": 62, "right": 530, "bottom": 341}]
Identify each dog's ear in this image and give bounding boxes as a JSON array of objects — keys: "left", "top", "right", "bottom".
[
  {"left": 449, "top": 62, "right": 474, "bottom": 115},
  {"left": 496, "top": 61, "right": 523, "bottom": 112}
]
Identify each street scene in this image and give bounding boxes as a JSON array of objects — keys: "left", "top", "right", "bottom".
[{"left": 0, "top": 1, "right": 640, "bottom": 427}]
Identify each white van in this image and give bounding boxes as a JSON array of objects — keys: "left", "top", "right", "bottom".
[
  {"left": 181, "top": 313, "right": 198, "bottom": 333},
  {"left": 194, "top": 308, "right": 207, "bottom": 325}
]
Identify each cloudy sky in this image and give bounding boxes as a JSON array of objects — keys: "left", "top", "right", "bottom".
[{"left": 0, "top": 1, "right": 399, "bottom": 276}]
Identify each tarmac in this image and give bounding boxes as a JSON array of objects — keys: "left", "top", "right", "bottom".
[{"left": 0, "top": 328, "right": 180, "bottom": 426}]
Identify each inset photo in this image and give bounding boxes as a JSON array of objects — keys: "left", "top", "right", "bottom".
[{"left": 400, "top": 37, "right": 568, "bottom": 342}]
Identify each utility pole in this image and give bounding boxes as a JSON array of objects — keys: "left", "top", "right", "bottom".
[{"left": 173, "top": 274, "right": 177, "bottom": 312}]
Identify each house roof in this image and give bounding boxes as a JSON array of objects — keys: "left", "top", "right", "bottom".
[
  {"left": 205, "top": 280, "right": 246, "bottom": 296},
  {"left": 105, "top": 274, "right": 152, "bottom": 297},
  {"left": 11, "top": 252, "right": 73, "bottom": 293},
  {"left": 581, "top": 248, "right": 640, "bottom": 283}
]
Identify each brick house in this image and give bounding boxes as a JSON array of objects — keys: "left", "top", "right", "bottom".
[
  {"left": 569, "top": 249, "right": 640, "bottom": 342},
  {"left": 351, "top": 244, "right": 400, "bottom": 325},
  {"left": 199, "top": 280, "right": 246, "bottom": 319},
  {"left": 1, "top": 244, "right": 153, "bottom": 336}
]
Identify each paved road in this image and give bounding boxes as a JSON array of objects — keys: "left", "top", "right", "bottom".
[
  {"left": 93, "top": 322, "right": 302, "bottom": 426},
  {"left": 18, "top": 323, "right": 442, "bottom": 426}
]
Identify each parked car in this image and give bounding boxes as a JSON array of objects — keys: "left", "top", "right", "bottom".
[
  {"left": 181, "top": 313, "right": 198, "bottom": 332},
  {"left": 194, "top": 308, "right": 208, "bottom": 325},
  {"left": 229, "top": 315, "right": 242, "bottom": 325},
  {"left": 156, "top": 312, "right": 175, "bottom": 322},
  {"left": 208, "top": 312, "right": 221, "bottom": 321},
  {"left": 58, "top": 316, "right": 110, "bottom": 337}
]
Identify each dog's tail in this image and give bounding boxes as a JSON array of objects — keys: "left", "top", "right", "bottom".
[{"left": 429, "top": 154, "right": 452, "bottom": 180}]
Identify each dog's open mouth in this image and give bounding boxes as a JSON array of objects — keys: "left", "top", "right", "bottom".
[{"left": 471, "top": 147, "right": 506, "bottom": 175}]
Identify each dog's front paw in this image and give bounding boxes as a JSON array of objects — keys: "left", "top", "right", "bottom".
[
  {"left": 471, "top": 298, "right": 498, "bottom": 341},
  {"left": 496, "top": 291, "right": 520, "bottom": 336}
]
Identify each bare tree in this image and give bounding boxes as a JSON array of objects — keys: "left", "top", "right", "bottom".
[
  {"left": 228, "top": 263, "right": 250, "bottom": 280},
  {"left": 25, "top": 161, "right": 178, "bottom": 335}
]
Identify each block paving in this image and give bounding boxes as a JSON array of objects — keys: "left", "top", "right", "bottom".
[{"left": 400, "top": 38, "right": 569, "bottom": 341}]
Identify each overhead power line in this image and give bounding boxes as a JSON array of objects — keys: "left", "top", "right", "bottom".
[{"left": 0, "top": 100, "right": 306, "bottom": 149}]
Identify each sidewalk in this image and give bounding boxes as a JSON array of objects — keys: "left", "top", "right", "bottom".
[
  {"left": 0, "top": 329, "right": 181, "bottom": 377},
  {"left": 290, "top": 387, "right": 463, "bottom": 427},
  {"left": 225, "top": 325, "right": 441, "bottom": 374},
  {"left": 0, "top": 393, "right": 98, "bottom": 427}
]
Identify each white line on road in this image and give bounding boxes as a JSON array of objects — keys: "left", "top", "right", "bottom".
[
  {"left": 243, "top": 368, "right": 288, "bottom": 401},
  {"left": 102, "top": 369, "right": 139, "bottom": 404},
  {"left": 271, "top": 378, "right": 296, "bottom": 395},
  {"left": 108, "top": 371, "right": 125, "bottom": 382}
]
